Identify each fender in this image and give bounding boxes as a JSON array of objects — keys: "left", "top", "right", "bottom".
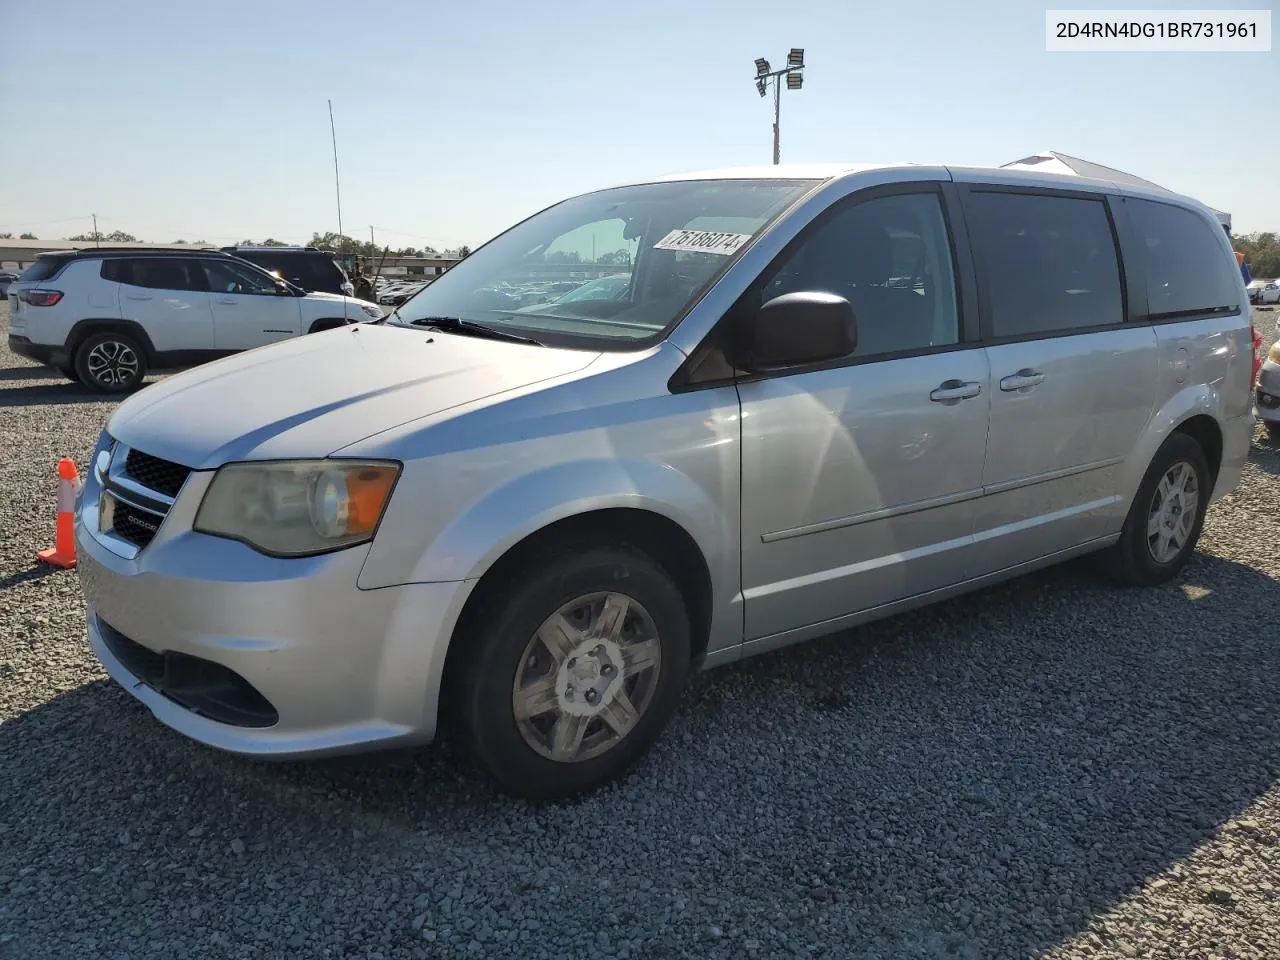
[
  {"left": 357, "top": 456, "right": 742, "bottom": 651},
  {"left": 66, "top": 318, "right": 158, "bottom": 361},
  {"left": 1116, "top": 383, "right": 1223, "bottom": 512}
]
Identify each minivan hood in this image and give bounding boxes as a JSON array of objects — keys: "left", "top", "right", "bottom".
[{"left": 106, "top": 325, "right": 600, "bottom": 469}]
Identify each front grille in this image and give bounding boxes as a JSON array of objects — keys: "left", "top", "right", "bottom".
[
  {"left": 98, "top": 619, "right": 279, "bottom": 729},
  {"left": 124, "top": 449, "right": 191, "bottom": 498},
  {"left": 112, "top": 500, "right": 163, "bottom": 548}
]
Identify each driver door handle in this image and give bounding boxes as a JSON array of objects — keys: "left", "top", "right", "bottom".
[
  {"left": 215, "top": 298, "right": 237, "bottom": 305},
  {"left": 123, "top": 294, "right": 153, "bottom": 301},
  {"left": 929, "top": 379, "right": 983, "bottom": 402},
  {"left": 999, "top": 369, "right": 1045, "bottom": 391}
]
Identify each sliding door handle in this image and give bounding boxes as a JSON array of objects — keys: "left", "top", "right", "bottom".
[
  {"left": 999, "top": 369, "right": 1045, "bottom": 391},
  {"left": 930, "top": 379, "right": 983, "bottom": 402}
]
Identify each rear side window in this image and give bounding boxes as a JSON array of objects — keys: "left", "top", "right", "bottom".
[
  {"left": 101, "top": 258, "right": 206, "bottom": 291},
  {"left": 20, "top": 256, "right": 73, "bottom": 283},
  {"left": 1125, "top": 199, "right": 1239, "bottom": 318},
  {"left": 967, "top": 191, "right": 1124, "bottom": 338}
]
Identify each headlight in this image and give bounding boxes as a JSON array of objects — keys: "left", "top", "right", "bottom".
[
  {"left": 360, "top": 303, "right": 382, "bottom": 319},
  {"left": 194, "top": 460, "right": 400, "bottom": 557}
]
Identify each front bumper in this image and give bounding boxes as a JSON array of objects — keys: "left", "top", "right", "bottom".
[
  {"left": 1255, "top": 359, "right": 1280, "bottom": 424},
  {"left": 76, "top": 471, "right": 472, "bottom": 759}
]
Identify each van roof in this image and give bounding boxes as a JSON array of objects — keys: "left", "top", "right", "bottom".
[{"left": 624, "top": 161, "right": 1207, "bottom": 215}]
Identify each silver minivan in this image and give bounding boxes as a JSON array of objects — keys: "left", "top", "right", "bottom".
[{"left": 76, "top": 162, "right": 1257, "bottom": 799}]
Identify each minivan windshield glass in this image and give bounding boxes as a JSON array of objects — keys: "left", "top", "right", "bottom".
[{"left": 387, "top": 178, "right": 818, "bottom": 347}]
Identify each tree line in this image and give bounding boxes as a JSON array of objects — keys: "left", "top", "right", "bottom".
[
  {"left": 1236, "top": 233, "right": 1280, "bottom": 280},
  {"left": 0, "top": 230, "right": 471, "bottom": 259}
]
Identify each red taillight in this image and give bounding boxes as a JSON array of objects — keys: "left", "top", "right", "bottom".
[
  {"left": 20, "top": 289, "right": 64, "bottom": 307},
  {"left": 1252, "top": 324, "right": 1264, "bottom": 384}
]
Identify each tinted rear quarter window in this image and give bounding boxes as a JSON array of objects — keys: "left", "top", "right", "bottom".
[
  {"left": 20, "top": 256, "right": 74, "bottom": 283},
  {"left": 102, "top": 258, "right": 206, "bottom": 291},
  {"left": 1125, "top": 199, "right": 1239, "bottom": 317},
  {"left": 966, "top": 191, "right": 1124, "bottom": 338}
]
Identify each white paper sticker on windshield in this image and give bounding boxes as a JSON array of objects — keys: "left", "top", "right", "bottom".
[{"left": 652, "top": 229, "right": 753, "bottom": 256}]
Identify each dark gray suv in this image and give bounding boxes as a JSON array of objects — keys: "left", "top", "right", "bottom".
[{"left": 219, "top": 246, "right": 353, "bottom": 297}]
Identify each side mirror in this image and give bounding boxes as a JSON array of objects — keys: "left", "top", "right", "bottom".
[{"left": 728, "top": 291, "right": 857, "bottom": 372}]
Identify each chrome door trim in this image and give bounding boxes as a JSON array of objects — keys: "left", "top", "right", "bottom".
[
  {"left": 981, "top": 456, "right": 1123, "bottom": 496},
  {"left": 761, "top": 486, "right": 985, "bottom": 543}
]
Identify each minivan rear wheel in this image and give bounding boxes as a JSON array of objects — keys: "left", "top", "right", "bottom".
[
  {"left": 454, "top": 544, "right": 691, "bottom": 801},
  {"left": 1100, "top": 432, "right": 1210, "bottom": 586},
  {"left": 74, "top": 331, "right": 147, "bottom": 394}
]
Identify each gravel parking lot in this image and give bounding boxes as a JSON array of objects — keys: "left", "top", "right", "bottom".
[{"left": 2, "top": 303, "right": 1278, "bottom": 960}]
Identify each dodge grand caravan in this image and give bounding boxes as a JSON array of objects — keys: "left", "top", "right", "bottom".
[{"left": 76, "top": 163, "right": 1257, "bottom": 799}]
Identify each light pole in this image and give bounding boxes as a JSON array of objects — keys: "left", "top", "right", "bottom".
[{"left": 753, "top": 48, "right": 805, "bottom": 165}]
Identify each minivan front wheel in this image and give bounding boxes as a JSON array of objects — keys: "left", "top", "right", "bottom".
[
  {"left": 74, "top": 331, "right": 147, "bottom": 393},
  {"left": 456, "top": 545, "right": 691, "bottom": 800},
  {"left": 1101, "top": 432, "right": 1209, "bottom": 586}
]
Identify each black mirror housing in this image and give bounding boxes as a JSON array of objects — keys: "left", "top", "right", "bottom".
[{"left": 729, "top": 291, "right": 857, "bottom": 372}]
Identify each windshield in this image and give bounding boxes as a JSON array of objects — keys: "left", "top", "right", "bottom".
[{"left": 387, "top": 178, "right": 818, "bottom": 348}]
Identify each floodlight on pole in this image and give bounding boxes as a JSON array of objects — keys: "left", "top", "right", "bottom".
[{"left": 751, "top": 48, "right": 806, "bottom": 165}]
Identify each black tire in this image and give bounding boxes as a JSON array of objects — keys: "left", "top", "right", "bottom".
[
  {"left": 73, "top": 331, "right": 147, "bottom": 394},
  {"left": 307, "top": 318, "right": 348, "bottom": 334},
  {"left": 1099, "top": 432, "right": 1210, "bottom": 586},
  {"left": 453, "top": 543, "right": 691, "bottom": 801},
  {"left": 56, "top": 365, "right": 81, "bottom": 383},
  {"left": 1266, "top": 422, "right": 1280, "bottom": 442}
]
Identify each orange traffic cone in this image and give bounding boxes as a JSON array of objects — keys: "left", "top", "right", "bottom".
[{"left": 37, "top": 458, "right": 81, "bottom": 569}]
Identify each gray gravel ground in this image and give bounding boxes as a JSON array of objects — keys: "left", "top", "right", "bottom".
[{"left": 2, "top": 303, "right": 1279, "bottom": 960}]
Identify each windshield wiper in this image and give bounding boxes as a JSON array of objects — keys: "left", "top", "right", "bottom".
[{"left": 409, "top": 316, "right": 543, "bottom": 346}]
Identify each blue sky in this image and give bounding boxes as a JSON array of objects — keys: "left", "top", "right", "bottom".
[{"left": 0, "top": 0, "right": 1276, "bottom": 248}]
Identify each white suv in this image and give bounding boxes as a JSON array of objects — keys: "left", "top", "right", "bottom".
[{"left": 7, "top": 248, "right": 383, "bottom": 392}]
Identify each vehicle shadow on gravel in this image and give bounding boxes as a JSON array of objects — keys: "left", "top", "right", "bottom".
[
  {"left": 0, "top": 364, "right": 62, "bottom": 381},
  {"left": 3, "top": 551, "right": 1279, "bottom": 958},
  {"left": 0, "top": 383, "right": 119, "bottom": 407},
  {"left": 1250, "top": 434, "right": 1280, "bottom": 475}
]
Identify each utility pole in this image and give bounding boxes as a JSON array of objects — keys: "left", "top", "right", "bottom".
[
  {"left": 772, "top": 80, "right": 782, "bottom": 165},
  {"left": 753, "top": 49, "right": 806, "bottom": 165},
  {"left": 92, "top": 213, "right": 99, "bottom": 246}
]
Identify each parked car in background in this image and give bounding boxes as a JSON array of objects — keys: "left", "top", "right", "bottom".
[
  {"left": 555, "top": 273, "right": 631, "bottom": 303},
  {"left": 7, "top": 247, "right": 383, "bottom": 392},
  {"left": 219, "top": 246, "right": 355, "bottom": 298},
  {"left": 0, "top": 270, "right": 18, "bottom": 297},
  {"left": 75, "top": 162, "right": 1255, "bottom": 801},
  {"left": 378, "top": 280, "right": 430, "bottom": 307},
  {"left": 1247, "top": 278, "right": 1268, "bottom": 304},
  {"left": 1259, "top": 279, "right": 1280, "bottom": 305}
]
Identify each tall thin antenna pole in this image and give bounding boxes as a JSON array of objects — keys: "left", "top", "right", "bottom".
[
  {"left": 328, "top": 99, "right": 344, "bottom": 241},
  {"left": 92, "top": 213, "right": 99, "bottom": 247}
]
